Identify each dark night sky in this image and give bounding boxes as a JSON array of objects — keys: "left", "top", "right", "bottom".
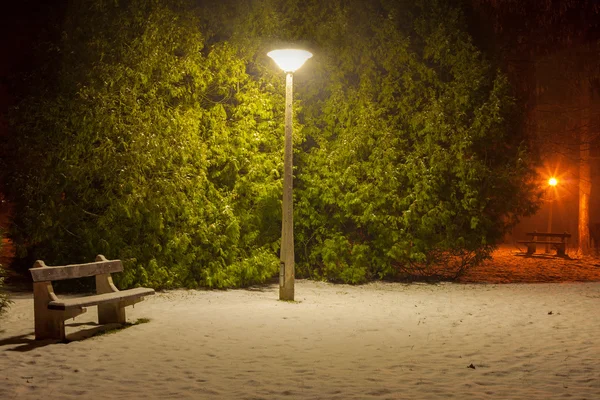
[{"left": 1, "top": 1, "right": 65, "bottom": 140}]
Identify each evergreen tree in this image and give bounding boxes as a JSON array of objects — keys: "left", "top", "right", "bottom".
[
  {"left": 8, "top": 0, "right": 283, "bottom": 288},
  {"left": 296, "top": 0, "right": 539, "bottom": 282},
  {"left": 6, "top": 0, "right": 540, "bottom": 287},
  {"left": 220, "top": 0, "right": 540, "bottom": 282}
]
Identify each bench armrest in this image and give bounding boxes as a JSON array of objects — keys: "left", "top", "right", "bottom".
[{"left": 95, "top": 255, "right": 120, "bottom": 295}]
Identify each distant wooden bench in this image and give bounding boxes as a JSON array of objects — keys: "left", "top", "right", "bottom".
[
  {"left": 517, "top": 231, "right": 571, "bottom": 257},
  {"left": 30, "top": 255, "right": 155, "bottom": 340}
]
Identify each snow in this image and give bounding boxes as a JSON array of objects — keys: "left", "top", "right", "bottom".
[{"left": 1, "top": 245, "right": 599, "bottom": 399}]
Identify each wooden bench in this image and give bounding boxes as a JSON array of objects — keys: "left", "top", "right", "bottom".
[
  {"left": 517, "top": 231, "right": 571, "bottom": 257},
  {"left": 30, "top": 255, "right": 155, "bottom": 340}
]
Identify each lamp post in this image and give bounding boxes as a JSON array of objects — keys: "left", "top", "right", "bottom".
[
  {"left": 267, "top": 49, "right": 312, "bottom": 301},
  {"left": 546, "top": 177, "right": 558, "bottom": 253}
]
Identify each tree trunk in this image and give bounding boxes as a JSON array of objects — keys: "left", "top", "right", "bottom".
[{"left": 578, "top": 80, "right": 591, "bottom": 255}]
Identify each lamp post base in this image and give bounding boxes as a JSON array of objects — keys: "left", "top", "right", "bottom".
[
  {"left": 278, "top": 262, "right": 294, "bottom": 301},
  {"left": 279, "top": 283, "right": 294, "bottom": 301}
]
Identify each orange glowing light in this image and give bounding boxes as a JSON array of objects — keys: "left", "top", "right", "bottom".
[{"left": 548, "top": 177, "right": 558, "bottom": 186}]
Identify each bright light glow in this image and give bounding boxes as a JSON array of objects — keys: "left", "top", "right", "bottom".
[
  {"left": 548, "top": 177, "right": 558, "bottom": 186},
  {"left": 267, "top": 49, "right": 313, "bottom": 72}
]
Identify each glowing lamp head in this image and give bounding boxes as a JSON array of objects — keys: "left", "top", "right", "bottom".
[
  {"left": 548, "top": 177, "right": 558, "bottom": 186},
  {"left": 267, "top": 49, "right": 313, "bottom": 72}
]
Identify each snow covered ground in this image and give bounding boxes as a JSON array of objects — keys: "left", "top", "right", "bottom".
[{"left": 1, "top": 277, "right": 599, "bottom": 399}]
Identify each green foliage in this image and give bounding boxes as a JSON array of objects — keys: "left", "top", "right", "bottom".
[
  {"left": 294, "top": 0, "right": 539, "bottom": 281},
  {"left": 8, "top": 0, "right": 282, "bottom": 289},
  {"left": 7, "top": 0, "right": 540, "bottom": 288},
  {"left": 221, "top": 0, "right": 540, "bottom": 282},
  {"left": 296, "top": 0, "right": 539, "bottom": 281}
]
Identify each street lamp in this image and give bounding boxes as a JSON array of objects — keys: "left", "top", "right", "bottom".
[
  {"left": 267, "top": 48, "right": 312, "bottom": 301},
  {"left": 546, "top": 177, "right": 558, "bottom": 252}
]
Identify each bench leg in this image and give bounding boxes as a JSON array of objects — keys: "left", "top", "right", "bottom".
[
  {"left": 98, "top": 303, "right": 126, "bottom": 324},
  {"left": 556, "top": 244, "right": 566, "bottom": 257},
  {"left": 527, "top": 243, "right": 536, "bottom": 255},
  {"left": 96, "top": 272, "right": 127, "bottom": 324},
  {"left": 33, "top": 282, "right": 86, "bottom": 340},
  {"left": 34, "top": 312, "right": 66, "bottom": 341},
  {"left": 33, "top": 283, "right": 64, "bottom": 340}
]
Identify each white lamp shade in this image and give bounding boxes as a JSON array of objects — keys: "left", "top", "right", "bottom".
[{"left": 267, "top": 49, "right": 313, "bottom": 72}]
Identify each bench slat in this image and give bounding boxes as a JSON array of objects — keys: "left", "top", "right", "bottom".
[
  {"left": 30, "top": 259, "right": 123, "bottom": 282},
  {"left": 47, "top": 287, "right": 155, "bottom": 310},
  {"left": 525, "top": 232, "right": 571, "bottom": 238},
  {"left": 517, "top": 241, "right": 566, "bottom": 245}
]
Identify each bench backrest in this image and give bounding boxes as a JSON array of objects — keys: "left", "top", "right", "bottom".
[
  {"left": 30, "top": 256, "right": 123, "bottom": 282},
  {"left": 525, "top": 232, "right": 571, "bottom": 238}
]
